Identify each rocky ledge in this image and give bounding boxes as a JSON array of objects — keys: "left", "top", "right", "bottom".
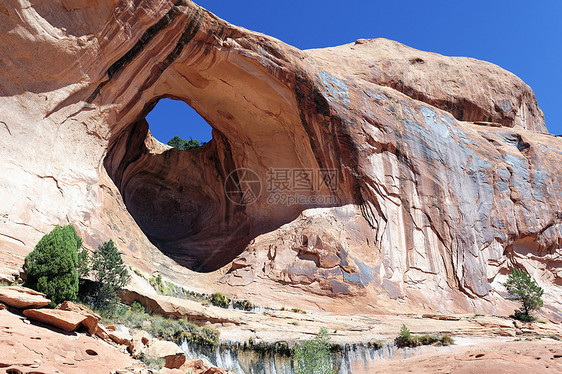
[{"left": 0, "top": 286, "right": 232, "bottom": 374}]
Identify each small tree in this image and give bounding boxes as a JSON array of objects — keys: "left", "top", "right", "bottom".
[
  {"left": 395, "top": 324, "right": 415, "bottom": 347},
  {"left": 23, "top": 225, "right": 83, "bottom": 306},
  {"left": 167, "top": 135, "right": 186, "bottom": 149},
  {"left": 184, "top": 138, "right": 200, "bottom": 150},
  {"left": 503, "top": 268, "right": 544, "bottom": 321},
  {"left": 76, "top": 247, "right": 90, "bottom": 278},
  {"left": 167, "top": 135, "right": 200, "bottom": 150},
  {"left": 294, "top": 328, "right": 335, "bottom": 374},
  {"left": 91, "top": 240, "right": 130, "bottom": 308}
]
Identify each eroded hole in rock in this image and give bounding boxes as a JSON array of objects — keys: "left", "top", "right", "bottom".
[
  {"left": 104, "top": 97, "right": 256, "bottom": 273},
  {"left": 85, "top": 349, "right": 98, "bottom": 356},
  {"left": 146, "top": 98, "right": 212, "bottom": 148}
]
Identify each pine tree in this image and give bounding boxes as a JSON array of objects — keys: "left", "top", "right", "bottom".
[
  {"left": 167, "top": 135, "right": 200, "bottom": 150},
  {"left": 23, "top": 225, "right": 83, "bottom": 306},
  {"left": 91, "top": 240, "right": 130, "bottom": 307},
  {"left": 503, "top": 268, "right": 544, "bottom": 321}
]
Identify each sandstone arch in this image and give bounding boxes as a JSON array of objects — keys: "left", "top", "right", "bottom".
[{"left": 0, "top": 0, "right": 560, "bottom": 318}]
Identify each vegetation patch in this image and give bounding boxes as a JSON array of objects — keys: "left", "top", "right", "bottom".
[
  {"left": 281, "top": 307, "right": 307, "bottom": 314},
  {"left": 210, "top": 292, "right": 231, "bottom": 308},
  {"left": 167, "top": 135, "right": 201, "bottom": 150},
  {"left": 138, "top": 354, "right": 165, "bottom": 371},
  {"left": 395, "top": 324, "right": 454, "bottom": 348},
  {"left": 86, "top": 300, "right": 219, "bottom": 349},
  {"left": 132, "top": 268, "right": 146, "bottom": 279},
  {"left": 233, "top": 299, "right": 255, "bottom": 311},
  {"left": 294, "top": 328, "right": 336, "bottom": 374}
]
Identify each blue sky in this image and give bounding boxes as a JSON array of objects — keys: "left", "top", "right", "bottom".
[{"left": 147, "top": 0, "right": 562, "bottom": 144}]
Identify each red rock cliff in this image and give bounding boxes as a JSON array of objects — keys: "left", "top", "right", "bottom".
[{"left": 0, "top": 0, "right": 560, "bottom": 319}]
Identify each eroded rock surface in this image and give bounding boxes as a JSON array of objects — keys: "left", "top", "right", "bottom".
[
  {"left": 0, "top": 308, "right": 141, "bottom": 373},
  {"left": 23, "top": 308, "right": 87, "bottom": 332},
  {"left": 0, "top": 286, "right": 51, "bottom": 308},
  {"left": 0, "top": 0, "right": 560, "bottom": 319}
]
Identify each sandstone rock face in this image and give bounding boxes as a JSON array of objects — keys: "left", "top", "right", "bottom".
[
  {"left": 23, "top": 308, "right": 87, "bottom": 331},
  {"left": 0, "top": 0, "right": 560, "bottom": 319},
  {"left": 0, "top": 286, "right": 51, "bottom": 308},
  {"left": 147, "top": 339, "right": 186, "bottom": 369}
]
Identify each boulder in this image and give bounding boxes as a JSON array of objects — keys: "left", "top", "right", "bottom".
[
  {"left": 0, "top": 286, "right": 50, "bottom": 309},
  {"left": 0, "top": 268, "right": 18, "bottom": 284},
  {"left": 107, "top": 325, "right": 133, "bottom": 349},
  {"left": 180, "top": 358, "right": 214, "bottom": 374},
  {"left": 95, "top": 324, "right": 112, "bottom": 342},
  {"left": 179, "top": 358, "right": 234, "bottom": 374},
  {"left": 130, "top": 330, "right": 151, "bottom": 358},
  {"left": 56, "top": 301, "right": 101, "bottom": 334},
  {"left": 23, "top": 308, "right": 87, "bottom": 332},
  {"left": 147, "top": 340, "right": 186, "bottom": 369}
]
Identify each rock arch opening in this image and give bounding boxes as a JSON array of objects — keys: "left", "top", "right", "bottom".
[
  {"left": 146, "top": 98, "right": 212, "bottom": 150},
  {"left": 103, "top": 95, "right": 256, "bottom": 273},
  {"left": 99, "top": 7, "right": 352, "bottom": 274}
]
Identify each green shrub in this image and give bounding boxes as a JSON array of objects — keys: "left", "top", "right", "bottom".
[
  {"left": 23, "top": 225, "right": 83, "bottom": 306},
  {"left": 178, "top": 325, "right": 220, "bottom": 348},
  {"left": 91, "top": 240, "right": 130, "bottom": 308},
  {"left": 291, "top": 308, "right": 307, "bottom": 314},
  {"left": 395, "top": 324, "right": 416, "bottom": 347},
  {"left": 395, "top": 325, "right": 453, "bottom": 348},
  {"left": 512, "top": 310, "right": 535, "bottom": 322},
  {"left": 504, "top": 268, "right": 543, "bottom": 322},
  {"left": 131, "top": 300, "right": 145, "bottom": 314},
  {"left": 440, "top": 334, "right": 454, "bottom": 346},
  {"left": 233, "top": 299, "right": 255, "bottom": 311},
  {"left": 133, "top": 268, "right": 146, "bottom": 279},
  {"left": 76, "top": 247, "right": 90, "bottom": 278},
  {"left": 138, "top": 354, "right": 164, "bottom": 370},
  {"left": 148, "top": 274, "right": 174, "bottom": 296},
  {"left": 294, "top": 328, "right": 335, "bottom": 374},
  {"left": 210, "top": 292, "right": 231, "bottom": 308}
]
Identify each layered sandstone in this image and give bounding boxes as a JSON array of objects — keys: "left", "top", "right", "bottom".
[
  {"left": 0, "top": 286, "right": 51, "bottom": 308},
  {"left": 0, "top": 0, "right": 560, "bottom": 321},
  {"left": 23, "top": 308, "right": 87, "bottom": 331}
]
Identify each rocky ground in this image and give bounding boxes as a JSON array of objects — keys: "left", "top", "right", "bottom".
[
  {"left": 1, "top": 283, "right": 561, "bottom": 373},
  {"left": 369, "top": 340, "right": 562, "bottom": 374},
  {"left": 0, "top": 286, "right": 232, "bottom": 374},
  {"left": 0, "top": 307, "right": 140, "bottom": 374},
  {"left": 122, "top": 285, "right": 562, "bottom": 345},
  {"left": 2, "top": 302, "right": 561, "bottom": 373}
]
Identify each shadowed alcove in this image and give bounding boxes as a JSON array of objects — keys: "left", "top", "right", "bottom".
[{"left": 103, "top": 96, "right": 259, "bottom": 272}]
